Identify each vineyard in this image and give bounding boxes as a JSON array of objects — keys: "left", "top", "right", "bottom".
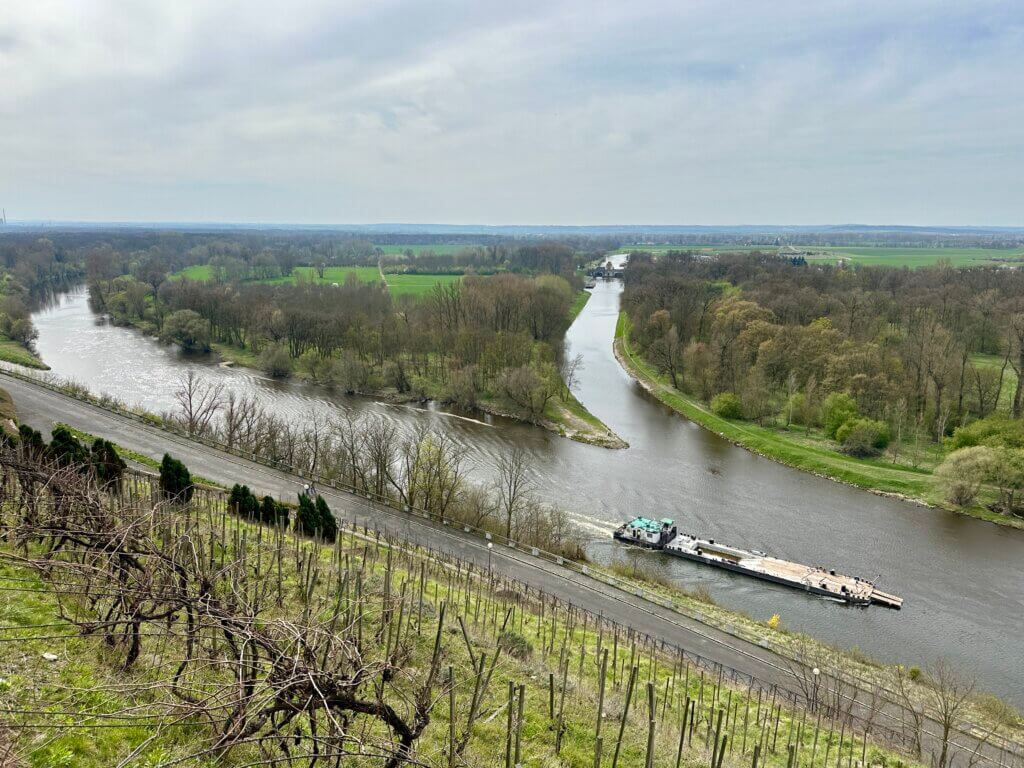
[{"left": 0, "top": 448, "right": 973, "bottom": 767}]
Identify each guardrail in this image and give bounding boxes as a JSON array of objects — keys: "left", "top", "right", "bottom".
[{"left": 2, "top": 362, "right": 1022, "bottom": 765}]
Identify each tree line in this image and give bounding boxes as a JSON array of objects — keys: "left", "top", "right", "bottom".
[
  {"left": 622, "top": 251, "right": 1024, "bottom": 514},
  {"left": 89, "top": 260, "right": 583, "bottom": 423}
]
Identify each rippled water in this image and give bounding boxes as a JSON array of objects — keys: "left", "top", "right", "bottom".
[{"left": 29, "top": 279, "right": 1024, "bottom": 705}]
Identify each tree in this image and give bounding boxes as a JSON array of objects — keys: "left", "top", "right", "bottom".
[
  {"left": 161, "top": 309, "right": 211, "bottom": 351},
  {"left": 821, "top": 392, "right": 858, "bottom": 439},
  {"left": 710, "top": 392, "right": 743, "bottom": 419},
  {"left": 259, "top": 343, "right": 293, "bottom": 378},
  {"left": 935, "top": 446, "right": 995, "bottom": 507},
  {"left": 174, "top": 370, "right": 224, "bottom": 436},
  {"left": 260, "top": 495, "right": 289, "bottom": 526},
  {"left": 927, "top": 660, "right": 976, "bottom": 768},
  {"left": 90, "top": 438, "right": 126, "bottom": 489},
  {"left": 496, "top": 445, "right": 533, "bottom": 539},
  {"left": 47, "top": 426, "right": 88, "bottom": 468},
  {"left": 159, "top": 453, "right": 194, "bottom": 502},
  {"left": 989, "top": 447, "right": 1024, "bottom": 515},
  {"left": 294, "top": 493, "right": 337, "bottom": 541}
]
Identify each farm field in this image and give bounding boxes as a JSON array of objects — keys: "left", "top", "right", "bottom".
[
  {"left": 374, "top": 243, "right": 473, "bottom": 255},
  {"left": 170, "top": 263, "right": 464, "bottom": 298},
  {"left": 172, "top": 265, "right": 383, "bottom": 285},
  {"left": 621, "top": 244, "right": 1024, "bottom": 267},
  {"left": 385, "top": 272, "right": 461, "bottom": 297}
]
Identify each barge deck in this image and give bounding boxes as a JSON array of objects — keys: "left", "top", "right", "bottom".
[{"left": 613, "top": 518, "right": 902, "bottom": 609}]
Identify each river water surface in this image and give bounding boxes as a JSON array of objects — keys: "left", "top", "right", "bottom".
[{"left": 28, "top": 280, "right": 1024, "bottom": 705}]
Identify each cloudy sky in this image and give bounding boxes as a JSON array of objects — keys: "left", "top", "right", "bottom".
[{"left": 2, "top": 1, "right": 1022, "bottom": 225}]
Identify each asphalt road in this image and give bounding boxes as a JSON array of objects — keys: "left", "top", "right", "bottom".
[{"left": 3, "top": 371, "right": 1016, "bottom": 767}]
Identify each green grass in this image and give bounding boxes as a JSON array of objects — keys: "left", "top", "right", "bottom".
[
  {"left": 621, "top": 244, "right": 1024, "bottom": 268},
  {"left": 385, "top": 272, "right": 461, "bottom": 297},
  {"left": 0, "top": 336, "right": 48, "bottom": 370},
  {"left": 173, "top": 264, "right": 213, "bottom": 281},
  {"left": 171, "top": 264, "right": 384, "bottom": 286},
  {"left": 568, "top": 289, "right": 591, "bottom": 323},
  {"left": 374, "top": 243, "right": 470, "bottom": 255},
  {"left": 970, "top": 353, "right": 1019, "bottom": 413}
]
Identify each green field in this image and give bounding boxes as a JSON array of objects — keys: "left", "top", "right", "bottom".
[
  {"left": 375, "top": 243, "right": 472, "bottom": 255},
  {"left": 172, "top": 264, "right": 383, "bottom": 286},
  {"left": 173, "top": 264, "right": 213, "bottom": 281},
  {"left": 621, "top": 244, "right": 1024, "bottom": 268},
  {"left": 385, "top": 272, "right": 461, "bottom": 297}
]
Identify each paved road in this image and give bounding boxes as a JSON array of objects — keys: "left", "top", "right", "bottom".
[{"left": 3, "top": 371, "right": 1016, "bottom": 768}]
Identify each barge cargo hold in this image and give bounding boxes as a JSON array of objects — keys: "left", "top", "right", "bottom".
[{"left": 613, "top": 517, "right": 902, "bottom": 609}]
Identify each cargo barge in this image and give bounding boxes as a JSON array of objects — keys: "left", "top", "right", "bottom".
[{"left": 613, "top": 517, "right": 902, "bottom": 609}]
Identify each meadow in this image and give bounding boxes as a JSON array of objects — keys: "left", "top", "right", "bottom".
[
  {"left": 621, "top": 244, "right": 1024, "bottom": 268},
  {"left": 171, "top": 263, "right": 462, "bottom": 296}
]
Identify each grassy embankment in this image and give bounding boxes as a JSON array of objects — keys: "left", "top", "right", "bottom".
[
  {"left": 0, "top": 335, "right": 48, "bottom": 370},
  {"left": 0, "top": 472, "right": 933, "bottom": 768},
  {"left": 614, "top": 314, "right": 1024, "bottom": 528},
  {"left": 621, "top": 245, "right": 1024, "bottom": 268}
]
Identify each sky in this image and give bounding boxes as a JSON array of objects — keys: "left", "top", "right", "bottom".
[{"left": 1, "top": 1, "right": 1022, "bottom": 226}]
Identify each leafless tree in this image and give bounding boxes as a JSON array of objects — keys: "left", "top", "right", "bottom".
[
  {"left": 495, "top": 445, "right": 533, "bottom": 539},
  {"left": 174, "top": 369, "right": 225, "bottom": 436},
  {"left": 928, "top": 660, "right": 976, "bottom": 768}
]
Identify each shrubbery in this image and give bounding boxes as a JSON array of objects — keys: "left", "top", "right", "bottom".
[
  {"left": 822, "top": 393, "right": 859, "bottom": 439},
  {"left": 160, "top": 453, "right": 194, "bottom": 502},
  {"left": 229, "top": 484, "right": 290, "bottom": 525},
  {"left": 295, "top": 493, "right": 337, "bottom": 542},
  {"left": 836, "top": 418, "right": 890, "bottom": 457},
  {"left": 710, "top": 392, "right": 743, "bottom": 419}
]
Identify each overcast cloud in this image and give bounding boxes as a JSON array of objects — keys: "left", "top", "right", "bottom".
[{"left": 1, "top": 1, "right": 1022, "bottom": 225}]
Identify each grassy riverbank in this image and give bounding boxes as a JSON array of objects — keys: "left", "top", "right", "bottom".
[
  {"left": 0, "top": 335, "right": 48, "bottom": 370},
  {"left": 614, "top": 313, "right": 1024, "bottom": 529}
]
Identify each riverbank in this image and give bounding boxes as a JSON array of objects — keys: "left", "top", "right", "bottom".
[
  {"left": 614, "top": 313, "right": 1024, "bottom": 530},
  {"left": 212, "top": 336, "right": 626, "bottom": 449},
  {"left": 0, "top": 335, "right": 47, "bottom": 370}
]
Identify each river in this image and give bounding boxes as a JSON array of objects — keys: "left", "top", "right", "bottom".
[{"left": 27, "top": 280, "right": 1024, "bottom": 705}]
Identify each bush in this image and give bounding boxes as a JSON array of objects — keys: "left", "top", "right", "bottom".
[
  {"left": 948, "top": 415, "right": 1024, "bottom": 450},
  {"left": 161, "top": 309, "right": 210, "bottom": 351},
  {"left": 259, "top": 343, "right": 293, "bottom": 378},
  {"left": 47, "top": 426, "right": 89, "bottom": 468},
  {"left": 17, "top": 424, "right": 45, "bottom": 457},
  {"left": 935, "top": 446, "right": 995, "bottom": 507},
  {"left": 90, "top": 438, "right": 126, "bottom": 488},
  {"left": 836, "top": 418, "right": 890, "bottom": 457},
  {"left": 159, "top": 453, "right": 194, "bottom": 502},
  {"left": 498, "top": 630, "right": 533, "bottom": 660},
  {"left": 710, "top": 392, "right": 743, "bottom": 419},
  {"left": 822, "top": 392, "right": 859, "bottom": 439},
  {"left": 229, "top": 484, "right": 261, "bottom": 519},
  {"left": 260, "top": 495, "right": 290, "bottom": 526},
  {"left": 295, "top": 493, "right": 337, "bottom": 542}
]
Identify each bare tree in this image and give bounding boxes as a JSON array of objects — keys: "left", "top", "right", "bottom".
[
  {"left": 174, "top": 369, "right": 225, "bottom": 436},
  {"left": 928, "top": 660, "right": 976, "bottom": 768},
  {"left": 495, "top": 446, "right": 533, "bottom": 539}
]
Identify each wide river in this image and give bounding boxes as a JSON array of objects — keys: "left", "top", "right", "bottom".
[{"left": 28, "top": 279, "right": 1024, "bottom": 705}]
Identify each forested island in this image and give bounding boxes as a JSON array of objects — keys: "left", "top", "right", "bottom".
[
  {"left": 620, "top": 251, "right": 1024, "bottom": 524},
  {"left": 82, "top": 236, "right": 625, "bottom": 447}
]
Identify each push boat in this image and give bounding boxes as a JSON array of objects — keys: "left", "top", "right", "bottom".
[{"left": 613, "top": 518, "right": 902, "bottom": 609}]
